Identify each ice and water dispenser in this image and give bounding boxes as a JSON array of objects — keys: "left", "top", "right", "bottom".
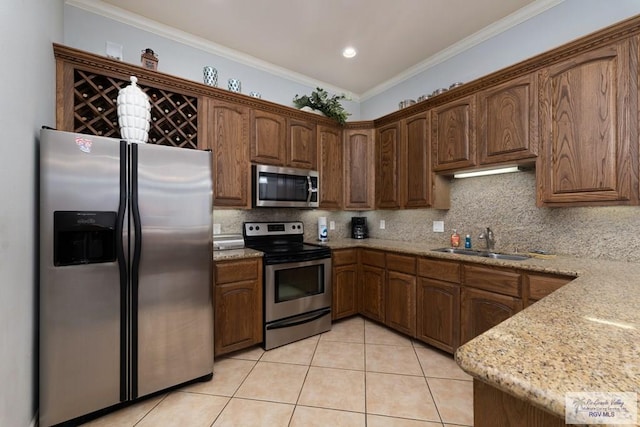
[{"left": 53, "top": 211, "right": 117, "bottom": 266}]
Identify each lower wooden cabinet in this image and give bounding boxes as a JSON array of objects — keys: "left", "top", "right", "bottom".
[
  {"left": 332, "top": 249, "right": 359, "bottom": 320},
  {"left": 360, "top": 263, "right": 386, "bottom": 322},
  {"left": 385, "top": 253, "right": 417, "bottom": 336},
  {"left": 214, "top": 258, "right": 263, "bottom": 356},
  {"left": 461, "top": 287, "right": 522, "bottom": 345},
  {"left": 474, "top": 380, "right": 566, "bottom": 427},
  {"left": 417, "top": 277, "right": 460, "bottom": 353},
  {"left": 386, "top": 270, "right": 416, "bottom": 336},
  {"left": 525, "top": 273, "right": 574, "bottom": 307}
]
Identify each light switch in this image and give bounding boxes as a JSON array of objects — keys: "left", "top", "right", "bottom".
[
  {"left": 213, "top": 223, "right": 221, "bottom": 234},
  {"left": 433, "top": 221, "right": 445, "bottom": 232},
  {"left": 329, "top": 221, "right": 335, "bottom": 230},
  {"left": 380, "top": 220, "right": 386, "bottom": 229}
]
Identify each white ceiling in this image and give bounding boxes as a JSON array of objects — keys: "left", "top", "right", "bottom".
[{"left": 88, "top": 0, "right": 560, "bottom": 98}]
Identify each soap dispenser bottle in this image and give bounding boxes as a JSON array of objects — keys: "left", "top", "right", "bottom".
[{"left": 451, "top": 229, "right": 460, "bottom": 248}]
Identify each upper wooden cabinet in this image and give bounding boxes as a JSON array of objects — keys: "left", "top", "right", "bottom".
[
  {"left": 344, "top": 128, "right": 375, "bottom": 210},
  {"left": 431, "top": 95, "right": 477, "bottom": 172},
  {"left": 317, "top": 125, "right": 342, "bottom": 209},
  {"left": 375, "top": 122, "right": 402, "bottom": 208},
  {"left": 537, "top": 38, "right": 639, "bottom": 207},
  {"left": 477, "top": 74, "right": 538, "bottom": 165},
  {"left": 404, "top": 113, "right": 430, "bottom": 208},
  {"left": 375, "top": 115, "right": 450, "bottom": 209},
  {"left": 288, "top": 119, "right": 317, "bottom": 169},
  {"left": 250, "top": 113, "right": 317, "bottom": 169},
  {"left": 250, "top": 110, "right": 286, "bottom": 166},
  {"left": 211, "top": 100, "right": 251, "bottom": 208}
]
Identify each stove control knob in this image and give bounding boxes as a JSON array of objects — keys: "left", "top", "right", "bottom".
[
  {"left": 297, "top": 225, "right": 301, "bottom": 229},
  {"left": 249, "top": 226, "right": 253, "bottom": 231},
  {"left": 256, "top": 226, "right": 260, "bottom": 231}
]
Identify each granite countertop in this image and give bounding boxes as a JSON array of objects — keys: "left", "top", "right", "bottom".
[
  {"left": 213, "top": 247, "right": 263, "bottom": 262},
  {"left": 216, "top": 237, "right": 640, "bottom": 420}
]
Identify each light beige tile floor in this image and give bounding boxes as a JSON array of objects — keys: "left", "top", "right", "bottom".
[{"left": 81, "top": 316, "right": 474, "bottom": 426}]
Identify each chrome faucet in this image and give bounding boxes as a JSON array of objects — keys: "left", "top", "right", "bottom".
[{"left": 478, "top": 227, "right": 495, "bottom": 251}]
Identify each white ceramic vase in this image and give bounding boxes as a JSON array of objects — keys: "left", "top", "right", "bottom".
[{"left": 117, "top": 76, "right": 151, "bottom": 144}]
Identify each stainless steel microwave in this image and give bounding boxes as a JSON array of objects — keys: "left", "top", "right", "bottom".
[{"left": 252, "top": 164, "right": 319, "bottom": 208}]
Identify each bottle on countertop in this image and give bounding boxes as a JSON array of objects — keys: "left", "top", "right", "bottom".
[
  {"left": 465, "top": 234, "right": 471, "bottom": 249},
  {"left": 451, "top": 229, "right": 460, "bottom": 248}
]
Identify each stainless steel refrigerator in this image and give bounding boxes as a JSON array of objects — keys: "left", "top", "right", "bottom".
[{"left": 39, "top": 128, "right": 214, "bottom": 426}]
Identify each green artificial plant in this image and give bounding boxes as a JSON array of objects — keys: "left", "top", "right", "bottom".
[{"left": 293, "top": 87, "right": 351, "bottom": 125}]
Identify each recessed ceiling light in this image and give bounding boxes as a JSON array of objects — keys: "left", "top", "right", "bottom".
[{"left": 342, "top": 47, "right": 357, "bottom": 58}]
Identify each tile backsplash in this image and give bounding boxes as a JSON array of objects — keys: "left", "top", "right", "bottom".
[{"left": 213, "top": 170, "right": 640, "bottom": 262}]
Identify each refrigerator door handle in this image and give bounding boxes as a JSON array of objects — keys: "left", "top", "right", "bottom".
[
  {"left": 130, "top": 143, "right": 142, "bottom": 399},
  {"left": 116, "top": 141, "right": 128, "bottom": 402}
]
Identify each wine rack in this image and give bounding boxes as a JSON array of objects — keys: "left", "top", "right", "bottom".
[{"left": 73, "top": 70, "right": 198, "bottom": 149}]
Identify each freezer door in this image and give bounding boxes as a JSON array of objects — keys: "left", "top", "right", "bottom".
[
  {"left": 39, "top": 129, "right": 125, "bottom": 427},
  {"left": 132, "top": 143, "right": 213, "bottom": 398}
]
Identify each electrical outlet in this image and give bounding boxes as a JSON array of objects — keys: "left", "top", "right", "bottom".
[
  {"left": 213, "top": 223, "right": 221, "bottom": 234},
  {"left": 379, "top": 220, "right": 386, "bottom": 230},
  {"left": 433, "top": 220, "right": 445, "bottom": 232},
  {"left": 329, "top": 221, "right": 335, "bottom": 230}
]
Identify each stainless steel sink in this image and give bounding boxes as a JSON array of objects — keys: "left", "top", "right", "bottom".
[{"left": 431, "top": 248, "right": 530, "bottom": 261}]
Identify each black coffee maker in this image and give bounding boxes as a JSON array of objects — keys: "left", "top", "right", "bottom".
[{"left": 351, "top": 216, "right": 369, "bottom": 239}]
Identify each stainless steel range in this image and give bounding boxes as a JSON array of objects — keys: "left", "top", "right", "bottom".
[{"left": 243, "top": 221, "right": 332, "bottom": 350}]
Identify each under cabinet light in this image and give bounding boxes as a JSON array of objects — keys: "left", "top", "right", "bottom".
[{"left": 453, "top": 166, "right": 520, "bottom": 179}]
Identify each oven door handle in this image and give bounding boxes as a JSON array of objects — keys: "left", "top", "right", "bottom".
[{"left": 266, "top": 308, "right": 331, "bottom": 330}]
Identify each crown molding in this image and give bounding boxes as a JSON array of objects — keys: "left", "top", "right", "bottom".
[
  {"left": 65, "top": 0, "right": 357, "bottom": 100},
  {"left": 359, "top": 0, "right": 565, "bottom": 101},
  {"left": 66, "top": 0, "right": 563, "bottom": 103}
]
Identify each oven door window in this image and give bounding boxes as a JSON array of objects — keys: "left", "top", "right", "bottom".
[{"left": 275, "top": 264, "right": 324, "bottom": 302}]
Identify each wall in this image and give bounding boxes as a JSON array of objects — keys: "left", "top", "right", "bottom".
[
  {"left": 215, "top": 170, "right": 640, "bottom": 262},
  {"left": 0, "top": 1, "right": 64, "bottom": 425},
  {"left": 63, "top": 3, "right": 361, "bottom": 120},
  {"left": 360, "top": 0, "right": 640, "bottom": 119}
]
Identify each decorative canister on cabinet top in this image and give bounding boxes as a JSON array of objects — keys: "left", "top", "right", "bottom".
[
  {"left": 228, "top": 78, "right": 241, "bottom": 93},
  {"left": 117, "top": 76, "right": 151, "bottom": 144},
  {"left": 203, "top": 66, "right": 218, "bottom": 87}
]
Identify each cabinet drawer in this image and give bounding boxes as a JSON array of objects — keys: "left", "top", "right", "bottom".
[
  {"left": 418, "top": 258, "right": 461, "bottom": 283},
  {"left": 333, "top": 249, "right": 358, "bottom": 266},
  {"left": 386, "top": 253, "right": 416, "bottom": 274},
  {"left": 463, "top": 264, "right": 521, "bottom": 297},
  {"left": 527, "top": 274, "right": 574, "bottom": 301},
  {"left": 215, "top": 259, "right": 260, "bottom": 284},
  {"left": 361, "top": 249, "right": 385, "bottom": 267}
]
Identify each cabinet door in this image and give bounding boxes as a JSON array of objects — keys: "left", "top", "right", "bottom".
[
  {"left": 360, "top": 264, "right": 385, "bottom": 322},
  {"left": 404, "top": 113, "right": 431, "bottom": 208},
  {"left": 432, "top": 95, "right": 477, "bottom": 172},
  {"left": 386, "top": 270, "right": 416, "bottom": 337},
  {"left": 376, "top": 122, "right": 402, "bottom": 208},
  {"left": 214, "top": 259, "right": 263, "bottom": 356},
  {"left": 211, "top": 100, "right": 250, "bottom": 208},
  {"left": 250, "top": 110, "right": 286, "bottom": 165},
  {"left": 344, "top": 129, "right": 375, "bottom": 210},
  {"left": 478, "top": 74, "right": 538, "bottom": 164},
  {"left": 537, "top": 39, "right": 638, "bottom": 206},
  {"left": 289, "top": 119, "right": 317, "bottom": 169},
  {"left": 317, "top": 125, "right": 342, "bottom": 209},
  {"left": 416, "top": 278, "right": 460, "bottom": 353},
  {"left": 461, "top": 287, "right": 522, "bottom": 344},
  {"left": 332, "top": 264, "right": 359, "bottom": 320}
]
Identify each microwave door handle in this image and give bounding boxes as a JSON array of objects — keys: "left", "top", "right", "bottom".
[{"left": 306, "top": 176, "right": 314, "bottom": 203}]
